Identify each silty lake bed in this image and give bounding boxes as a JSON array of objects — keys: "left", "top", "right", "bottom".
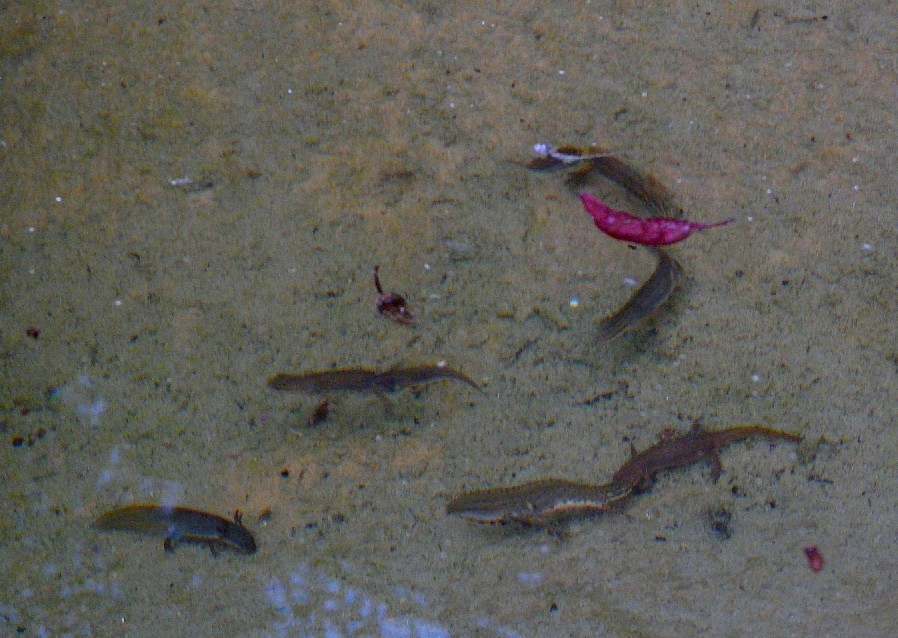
[{"left": 1, "top": 2, "right": 896, "bottom": 636}]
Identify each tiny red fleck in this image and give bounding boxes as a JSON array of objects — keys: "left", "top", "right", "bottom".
[
  {"left": 26, "top": 326, "right": 41, "bottom": 339},
  {"left": 804, "top": 545, "right": 824, "bottom": 572}
]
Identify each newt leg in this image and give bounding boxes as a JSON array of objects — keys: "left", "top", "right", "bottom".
[
  {"left": 709, "top": 450, "right": 723, "bottom": 482},
  {"left": 547, "top": 526, "right": 568, "bottom": 541},
  {"left": 635, "top": 476, "right": 654, "bottom": 493}
]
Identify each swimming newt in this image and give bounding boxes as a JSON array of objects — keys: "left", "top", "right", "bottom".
[
  {"left": 579, "top": 154, "right": 684, "bottom": 218},
  {"left": 446, "top": 478, "right": 634, "bottom": 526},
  {"left": 612, "top": 424, "right": 801, "bottom": 491},
  {"left": 525, "top": 143, "right": 683, "bottom": 218},
  {"left": 597, "top": 248, "right": 682, "bottom": 343},
  {"left": 524, "top": 143, "right": 617, "bottom": 170},
  {"left": 267, "top": 365, "right": 481, "bottom": 394},
  {"left": 94, "top": 504, "right": 257, "bottom": 554}
]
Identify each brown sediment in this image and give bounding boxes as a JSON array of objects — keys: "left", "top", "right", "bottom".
[
  {"left": 94, "top": 504, "right": 257, "bottom": 554},
  {"left": 597, "top": 247, "right": 682, "bottom": 343},
  {"left": 267, "top": 365, "right": 481, "bottom": 394},
  {"left": 612, "top": 423, "right": 801, "bottom": 491},
  {"left": 446, "top": 478, "right": 633, "bottom": 526}
]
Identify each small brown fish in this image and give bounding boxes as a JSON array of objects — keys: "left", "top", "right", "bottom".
[
  {"left": 446, "top": 479, "right": 633, "bottom": 526},
  {"left": 94, "top": 504, "right": 257, "bottom": 554},
  {"left": 597, "top": 247, "right": 682, "bottom": 343},
  {"left": 612, "top": 424, "right": 801, "bottom": 491},
  {"left": 267, "top": 365, "right": 480, "bottom": 394}
]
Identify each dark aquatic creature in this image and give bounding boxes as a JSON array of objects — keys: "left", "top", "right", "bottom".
[
  {"left": 94, "top": 504, "right": 257, "bottom": 554},
  {"left": 446, "top": 479, "right": 633, "bottom": 526},
  {"left": 267, "top": 365, "right": 481, "bottom": 394},
  {"left": 597, "top": 247, "right": 682, "bottom": 343},
  {"left": 612, "top": 424, "right": 801, "bottom": 491}
]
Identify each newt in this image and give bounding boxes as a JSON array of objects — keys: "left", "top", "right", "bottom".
[
  {"left": 524, "top": 143, "right": 617, "bottom": 171},
  {"left": 94, "top": 504, "right": 257, "bottom": 554},
  {"left": 597, "top": 247, "right": 682, "bottom": 343},
  {"left": 267, "top": 365, "right": 481, "bottom": 394},
  {"left": 525, "top": 143, "right": 683, "bottom": 218},
  {"left": 579, "top": 154, "right": 683, "bottom": 218},
  {"left": 612, "top": 424, "right": 801, "bottom": 491},
  {"left": 446, "top": 478, "right": 634, "bottom": 526}
]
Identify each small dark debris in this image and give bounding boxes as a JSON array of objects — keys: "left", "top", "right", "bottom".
[
  {"left": 280, "top": 469, "right": 290, "bottom": 478},
  {"left": 707, "top": 505, "right": 732, "bottom": 539},
  {"left": 373, "top": 265, "right": 415, "bottom": 326},
  {"left": 580, "top": 380, "right": 628, "bottom": 405},
  {"left": 26, "top": 326, "right": 40, "bottom": 339},
  {"left": 12, "top": 436, "right": 24, "bottom": 447}
]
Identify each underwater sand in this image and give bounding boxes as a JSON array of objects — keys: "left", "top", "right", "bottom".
[{"left": 1, "top": 2, "right": 896, "bottom": 636}]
